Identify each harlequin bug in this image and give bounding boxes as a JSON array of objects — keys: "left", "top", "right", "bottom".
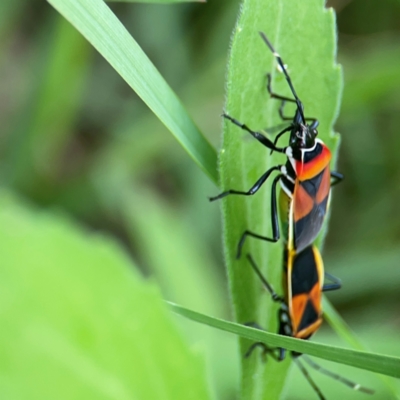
[
  {"left": 210, "top": 32, "right": 343, "bottom": 258},
  {"left": 244, "top": 249, "right": 374, "bottom": 399}
]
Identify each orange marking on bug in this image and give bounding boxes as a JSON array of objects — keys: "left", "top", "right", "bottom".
[
  {"left": 291, "top": 293, "right": 308, "bottom": 333},
  {"left": 293, "top": 183, "right": 314, "bottom": 221},
  {"left": 309, "top": 282, "right": 323, "bottom": 314},
  {"left": 316, "top": 167, "right": 331, "bottom": 204},
  {"left": 296, "top": 144, "right": 331, "bottom": 181},
  {"left": 291, "top": 283, "right": 323, "bottom": 338},
  {"left": 296, "top": 318, "right": 323, "bottom": 340}
]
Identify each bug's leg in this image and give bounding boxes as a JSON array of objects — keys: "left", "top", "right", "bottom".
[
  {"left": 209, "top": 165, "right": 282, "bottom": 202},
  {"left": 259, "top": 32, "right": 307, "bottom": 123},
  {"left": 322, "top": 272, "right": 342, "bottom": 292},
  {"left": 244, "top": 322, "right": 264, "bottom": 330},
  {"left": 270, "top": 125, "right": 292, "bottom": 155},
  {"left": 245, "top": 254, "right": 285, "bottom": 303},
  {"left": 278, "top": 100, "right": 292, "bottom": 120},
  {"left": 293, "top": 357, "right": 327, "bottom": 400},
  {"left": 245, "top": 342, "right": 282, "bottom": 362},
  {"left": 223, "top": 113, "right": 286, "bottom": 153},
  {"left": 267, "top": 75, "right": 318, "bottom": 124},
  {"left": 330, "top": 171, "right": 344, "bottom": 186},
  {"left": 245, "top": 342, "right": 265, "bottom": 358},
  {"left": 277, "top": 101, "right": 317, "bottom": 124},
  {"left": 302, "top": 356, "right": 375, "bottom": 395},
  {"left": 236, "top": 174, "right": 282, "bottom": 258},
  {"left": 270, "top": 124, "right": 292, "bottom": 154},
  {"left": 266, "top": 73, "right": 297, "bottom": 104},
  {"left": 309, "top": 118, "right": 319, "bottom": 129},
  {"left": 243, "top": 257, "right": 286, "bottom": 363},
  {"left": 243, "top": 323, "right": 271, "bottom": 360}
]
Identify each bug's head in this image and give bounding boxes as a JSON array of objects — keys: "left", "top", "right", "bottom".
[
  {"left": 258, "top": 32, "right": 320, "bottom": 151},
  {"left": 290, "top": 109, "right": 319, "bottom": 150}
]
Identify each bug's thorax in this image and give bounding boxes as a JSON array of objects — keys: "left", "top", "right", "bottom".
[
  {"left": 286, "top": 138, "right": 331, "bottom": 182},
  {"left": 278, "top": 305, "right": 293, "bottom": 337}
]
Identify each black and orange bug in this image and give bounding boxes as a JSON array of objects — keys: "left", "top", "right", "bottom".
[
  {"left": 210, "top": 32, "right": 343, "bottom": 258},
  {"left": 244, "top": 248, "right": 374, "bottom": 400}
]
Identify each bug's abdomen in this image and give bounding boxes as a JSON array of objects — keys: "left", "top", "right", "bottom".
[
  {"left": 288, "top": 246, "right": 324, "bottom": 339},
  {"left": 292, "top": 166, "right": 331, "bottom": 252}
]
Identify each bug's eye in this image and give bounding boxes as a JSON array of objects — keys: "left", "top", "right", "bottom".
[{"left": 312, "top": 129, "right": 318, "bottom": 136}]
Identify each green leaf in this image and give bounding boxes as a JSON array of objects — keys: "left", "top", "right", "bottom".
[
  {"left": 170, "top": 302, "right": 400, "bottom": 378},
  {"left": 47, "top": 0, "right": 218, "bottom": 183},
  {"left": 217, "top": 0, "right": 342, "bottom": 398},
  {"left": 0, "top": 191, "right": 211, "bottom": 400}
]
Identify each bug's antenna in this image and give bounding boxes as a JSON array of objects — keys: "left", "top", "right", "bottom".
[
  {"left": 302, "top": 356, "right": 375, "bottom": 395},
  {"left": 259, "top": 31, "right": 306, "bottom": 124},
  {"left": 293, "top": 358, "right": 326, "bottom": 400}
]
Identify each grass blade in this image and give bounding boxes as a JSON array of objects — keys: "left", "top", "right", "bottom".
[
  {"left": 47, "top": 0, "right": 218, "bottom": 183},
  {"left": 170, "top": 302, "right": 400, "bottom": 379}
]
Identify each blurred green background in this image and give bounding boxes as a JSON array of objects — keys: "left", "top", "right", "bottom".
[{"left": 1, "top": 0, "right": 400, "bottom": 398}]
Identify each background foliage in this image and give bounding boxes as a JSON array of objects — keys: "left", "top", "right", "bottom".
[{"left": 1, "top": 0, "right": 400, "bottom": 399}]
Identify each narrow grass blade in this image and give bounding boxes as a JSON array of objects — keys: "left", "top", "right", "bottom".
[
  {"left": 170, "top": 302, "right": 400, "bottom": 379},
  {"left": 47, "top": 0, "right": 218, "bottom": 183}
]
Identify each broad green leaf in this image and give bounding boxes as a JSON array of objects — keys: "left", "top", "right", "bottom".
[
  {"left": 170, "top": 302, "right": 400, "bottom": 378},
  {"left": 47, "top": 0, "right": 218, "bottom": 183},
  {"left": 0, "top": 191, "right": 211, "bottom": 400},
  {"left": 217, "top": 0, "right": 342, "bottom": 398}
]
